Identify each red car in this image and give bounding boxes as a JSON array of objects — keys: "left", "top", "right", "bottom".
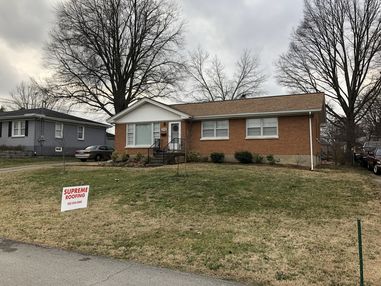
[{"left": 367, "top": 148, "right": 381, "bottom": 175}]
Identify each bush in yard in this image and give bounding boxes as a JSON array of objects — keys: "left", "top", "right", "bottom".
[
  {"left": 134, "top": 152, "right": 145, "bottom": 163},
  {"left": 111, "top": 151, "right": 119, "bottom": 162},
  {"left": 0, "top": 145, "right": 25, "bottom": 151},
  {"left": 253, "top": 153, "right": 264, "bottom": 164},
  {"left": 210, "top": 152, "right": 224, "bottom": 163},
  {"left": 120, "top": 152, "right": 129, "bottom": 162},
  {"left": 112, "top": 151, "right": 129, "bottom": 163},
  {"left": 186, "top": 151, "right": 202, "bottom": 162},
  {"left": 266, "top": 154, "right": 276, "bottom": 165},
  {"left": 234, "top": 151, "right": 253, "bottom": 164}
]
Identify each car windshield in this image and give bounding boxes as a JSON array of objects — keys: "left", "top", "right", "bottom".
[
  {"left": 85, "top": 146, "right": 97, "bottom": 150},
  {"left": 364, "top": 142, "right": 381, "bottom": 148},
  {"left": 376, "top": 149, "right": 381, "bottom": 156}
]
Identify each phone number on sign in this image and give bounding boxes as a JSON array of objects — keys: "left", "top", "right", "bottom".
[{"left": 67, "top": 200, "right": 83, "bottom": 206}]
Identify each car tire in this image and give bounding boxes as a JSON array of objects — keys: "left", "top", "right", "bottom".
[
  {"left": 95, "top": 154, "right": 102, "bottom": 161},
  {"left": 80, "top": 159, "right": 87, "bottom": 162},
  {"left": 374, "top": 165, "right": 381, "bottom": 175}
]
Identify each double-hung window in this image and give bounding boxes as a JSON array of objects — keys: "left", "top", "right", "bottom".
[
  {"left": 246, "top": 118, "right": 278, "bottom": 139},
  {"left": 12, "top": 120, "right": 26, "bottom": 137},
  {"left": 201, "top": 120, "right": 229, "bottom": 140},
  {"left": 127, "top": 122, "right": 160, "bottom": 147},
  {"left": 55, "top": 122, "right": 63, "bottom": 138},
  {"left": 77, "top": 126, "right": 85, "bottom": 140}
]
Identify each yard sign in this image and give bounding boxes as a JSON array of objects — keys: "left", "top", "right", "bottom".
[{"left": 61, "top": 185, "right": 90, "bottom": 212}]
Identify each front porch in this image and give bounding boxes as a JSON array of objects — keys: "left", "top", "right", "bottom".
[{"left": 146, "top": 137, "right": 186, "bottom": 166}]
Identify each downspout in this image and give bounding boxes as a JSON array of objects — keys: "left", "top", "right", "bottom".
[
  {"left": 309, "top": 112, "right": 314, "bottom": 171},
  {"left": 186, "top": 118, "right": 193, "bottom": 161}
]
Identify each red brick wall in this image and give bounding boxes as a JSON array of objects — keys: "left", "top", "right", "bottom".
[
  {"left": 160, "top": 122, "right": 168, "bottom": 148},
  {"left": 115, "top": 123, "right": 126, "bottom": 153},
  {"left": 114, "top": 115, "right": 322, "bottom": 157},
  {"left": 116, "top": 122, "right": 170, "bottom": 155},
  {"left": 186, "top": 115, "right": 320, "bottom": 156}
]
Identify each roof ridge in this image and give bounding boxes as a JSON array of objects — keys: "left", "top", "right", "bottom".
[{"left": 170, "top": 92, "right": 324, "bottom": 107}]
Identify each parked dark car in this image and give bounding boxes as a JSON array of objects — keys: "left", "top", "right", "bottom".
[
  {"left": 75, "top": 145, "right": 114, "bottom": 162},
  {"left": 355, "top": 141, "right": 381, "bottom": 167},
  {"left": 367, "top": 148, "right": 381, "bottom": 175}
]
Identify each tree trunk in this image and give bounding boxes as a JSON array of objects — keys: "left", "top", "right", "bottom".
[{"left": 345, "top": 117, "right": 356, "bottom": 164}]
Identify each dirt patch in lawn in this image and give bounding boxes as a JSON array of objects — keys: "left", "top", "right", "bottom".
[{"left": 0, "top": 164, "right": 380, "bottom": 285}]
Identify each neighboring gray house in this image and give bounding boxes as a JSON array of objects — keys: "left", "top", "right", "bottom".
[
  {"left": 0, "top": 108, "right": 110, "bottom": 156},
  {"left": 106, "top": 132, "right": 115, "bottom": 148}
]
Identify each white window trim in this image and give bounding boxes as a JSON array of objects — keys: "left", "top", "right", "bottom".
[
  {"left": 126, "top": 122, "right": 160, "bottom": 148},
  {"left": 200, "top": 137, "right": 230, "bottom": 141},
  {"left": 11, "top": 120, "right": 26, "bottom": 138},
  {"left": 77, "top": 126, "right": 85, "bottom": 141},
  {"left": 201, "top": 120, "right": 229, "bottom": 141},
  {"left": 127, "top": 124, "right": 135, "bottom": 147},
  {"left": 55, "top": 122, "right": 63, "bottom": 139},
  {"left": 245, "top": 118, "right": 279, "bottom": 139}
]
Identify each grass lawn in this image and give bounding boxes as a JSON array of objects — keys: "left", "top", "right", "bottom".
[
  {"left": 0, "top": 164, "right": 380, "bottom": 285},
  {"left": 0, "top": 156, "right": 76, "bottom": 168}
]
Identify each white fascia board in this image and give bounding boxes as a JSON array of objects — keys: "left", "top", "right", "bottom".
[
  {"left": 192, "top": 109, "right": 322, "bottom": 120},
  {"left": 107, "top": 98, "right": 191, "bottom": 123}
]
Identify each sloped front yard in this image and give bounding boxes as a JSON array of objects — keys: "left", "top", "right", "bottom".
[
  {"left": 0, "top": 164, "right": 380, "bottom": 285},
  {"left": 0, "top": 156, "right": 76, "bottom": 168}
]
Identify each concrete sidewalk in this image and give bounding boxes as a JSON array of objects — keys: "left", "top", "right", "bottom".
[{"left": 0, "top": 239, "right": 244, "bottom": 286}]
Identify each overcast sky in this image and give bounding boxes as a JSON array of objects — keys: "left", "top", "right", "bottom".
[{"left": 0, "top": 0, "right": 305, "bottom": 112}]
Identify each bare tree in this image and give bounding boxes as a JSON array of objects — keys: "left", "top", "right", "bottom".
[
  {"left": 46, "top": 0, "right": 184, "bottom": 116},
  {"left": 277, "top": 0, "right": 381, "bottom": 162},
  {"left": 8, "top": 78, "right": 66, "bottom": 111},
  {"left": 187, "top": 48, "right": 266, "bottom": 102},
  {"left": 321, "top": 120, "right": 345, "bottom": 164},
  {"left": 361, "top": 96, "right": 381, "bottom": 139}
]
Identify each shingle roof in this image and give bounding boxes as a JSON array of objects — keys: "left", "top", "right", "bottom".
[
  {"left": 170, "top": 93, "right": 325, "bottom": 117},
  {"left": 0, "top": 108, "right": 108, "bottom": 127}
]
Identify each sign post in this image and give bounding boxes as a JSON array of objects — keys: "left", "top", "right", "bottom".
[
  {"left": 61, "top": 185, "right": 90, "bottom": 212},
  {"left": 357, "top": 219, "right": 364, "bottom": 286}
]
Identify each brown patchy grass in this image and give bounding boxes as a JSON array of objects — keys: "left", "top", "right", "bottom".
[
  {"left": 0, "top": 156, "right": 76, "bottom": 168},
  {"left": 0, "top": 163, "right": 380, "bottom": 285}
]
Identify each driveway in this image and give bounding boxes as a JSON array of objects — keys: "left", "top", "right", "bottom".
[{"left": 0, "top": 239, "right": 244, "bottom": 286}]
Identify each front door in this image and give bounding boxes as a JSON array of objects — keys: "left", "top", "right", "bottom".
[{"left": 168, "top": 122, "right": 181, "bottom": 151}]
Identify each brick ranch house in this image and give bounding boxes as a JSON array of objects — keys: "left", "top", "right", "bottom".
[{"left": 108, "top": 93, "right": 326, "bottom": 169}]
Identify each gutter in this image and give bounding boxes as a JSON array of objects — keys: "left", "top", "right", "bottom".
[
  {"left": 309, "top": 112, "right": 314, "bottom": 171},
  {"left": 191, "top": 109, "right": 322, "bottom": 120}
]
